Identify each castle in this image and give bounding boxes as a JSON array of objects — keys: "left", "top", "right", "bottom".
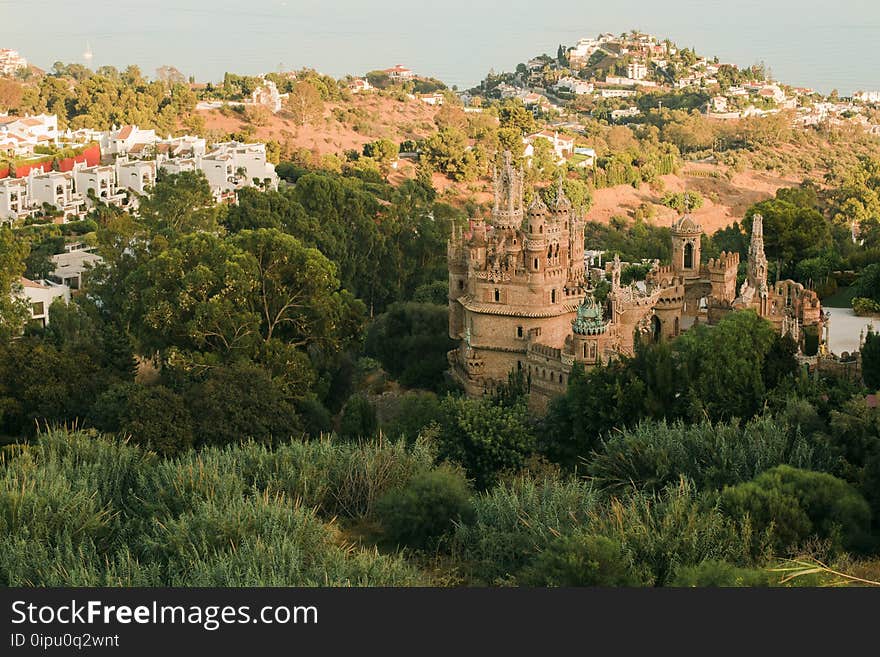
[{"left": 447, "top": 154, "right": 827, "bottom": 408}]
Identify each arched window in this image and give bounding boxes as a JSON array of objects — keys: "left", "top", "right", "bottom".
[
  {"left": 683, "top": 242, "right": 694, "bottom": 269},
  {"left": 494, "top": 288, "right": 500, "bottom": 302},
  {"left": 551, "top": 289, "right": 557, "bottom": 303},
  {"left": 674, "top": 316, "right": 680, "bottom": 336},
  {"left": 534, "top": 258, "right": 539, "bottom": 270}
]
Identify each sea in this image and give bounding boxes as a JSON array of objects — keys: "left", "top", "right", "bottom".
[{"left": 1, "top": 0, "right": 878, "bottom": 95}]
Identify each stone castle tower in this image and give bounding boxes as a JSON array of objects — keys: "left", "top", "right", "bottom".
[
  {"left": 447, "top": 153, "right": 586, "bottom": 395},
  {"left": 741, "top": 212, "right": 770, "bottom": 315}
]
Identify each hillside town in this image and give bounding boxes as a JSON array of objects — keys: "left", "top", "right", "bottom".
[{"left": 470, "top": 31, "right": 880, "bottom": 142}]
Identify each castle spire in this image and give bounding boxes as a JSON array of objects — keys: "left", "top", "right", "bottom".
[
  {"left": 747, "top": 213, "right": 768, "bottom": 295},
  {"left": 553, "top": 173, "right": 571, "bottom": 212},
  {"left": 492, "top": 150, "right": 523, "bottom": 229}
]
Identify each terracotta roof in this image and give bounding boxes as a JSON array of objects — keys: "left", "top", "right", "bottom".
[
  {"left": 117, "top": 125, "right": 134, "bottom": 140},
  {"left": 20, "top": 277, "right": 48, "bottom": 289},
  {"left": 458, "top": 295, "right": 579, "bottom": 318}
]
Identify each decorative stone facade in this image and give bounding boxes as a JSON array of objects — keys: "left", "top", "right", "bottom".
[{"left": 448, "top": 156, "right": 826, "bottom": 408}]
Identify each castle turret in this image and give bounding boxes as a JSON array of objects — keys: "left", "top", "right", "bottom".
[
  {"left": 525, "top": 193, "right": 547, "bottom": 276},
  {"left": 671, "top": 211, "right": 703, "bottom": 281},
  {"left": 571, "top": 293, "right": 611, "bottom": 364},
  {"left": 493, "top": 151, "right": 524, "bottom": 231}
]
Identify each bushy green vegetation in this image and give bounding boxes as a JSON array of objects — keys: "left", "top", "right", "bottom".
[{"left": 3, "top": 110, "right": 880, "bottom": 587}]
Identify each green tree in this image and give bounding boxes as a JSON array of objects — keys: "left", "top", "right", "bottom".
[
  {"left": 0, "top": 227, "right": 29, "bottom": 339},
  {"left": 285, "top": 81, "right": 324, "bottom": 126},
  {"left": 743, "top": 185, "right": 832, "bottom": 277},
  {"left": 185, "top": 360, "right": 301, "bottom": 446},
  {"left": 339, "top": 394, "right": 378, "bottom": 440},
  {"left": 233, "top": 228, "right": 360, "bottom": 349},
  {"left": 138, "top": 171, "right": 218, "bottom": 236},
  {"left": 125, "top": 232, "right": 260, "bottom": 358},
  {"left": 437, "top": 396, "right": 535, "bottom": 488},
  {"left": 497, "top": 99, "right": 537, "bottom": 135},
  {"left": 720, "top": 465, "right": 872, "bottom": 554},
  {"left": 364, "top": 302, "right": 453, "bottom": 391},
  {"left": 90, "top": 382, "right": 194, "bottom": 456},
  {"left": 422, "top": 128, "right": 481, "bottom": 181},
  {"left": 376, "top": 466, "right": 474, "bottom": 551}
]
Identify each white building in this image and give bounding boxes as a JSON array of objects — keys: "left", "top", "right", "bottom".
[
  {"left": 568, "top": 38, "right": 601, "bottom": 67},
  {"left": 73, "top": 164, "right": 127, "bottom": 208},
  {"left": 251, "top": 79, "right": 286, "bottom": 113},
  {"left": 611, "top": 107, "right": 640, "bottom": 121},
  {"left": 854, "top": 91, "right": 880, "bottom": 104},
  {"left": 0, "top": 114, "right": 59, "bottom": 150},
  {"left": 627, "top": 61, "right": 648, "bottom": 81},
  {"left": 599, "top": 88, "right": 637, "bottom": 99},
  {"left": 148, "top": 135, "right": 207, "bottom": 163},
  {"left": 27, "top": 171, "right": 85, "bottom": 219},
  {"left": 524, "top": 131, "right": 575, "bottom": 163},
  {"left": 554, "top": 76, "right": 594, "bottom": 95},
  {"left": 0, "top": 49, "right": 27, "bottom": 76},
  {"left": 0, "top": 178, "right": 30, "bottom": 224},
  {"left": 572, "top": 146, "right": 597, "bottom": 168},
  {"left": 160, "top": 158, "right": 199, "bottom": 177},
  {"left": 116, "top": 158, "right": 157, "bottom": 196},
  {"left": 49, "top": 249, "right": 103, "bottom": 291},
  {"left": 384, "top": 65, "right": 415, "bottom": 81},
  {"left": 105, "top": 125, "right": 158, "bottom": 156},
  {"left": 496, "top": 83, "right": 520, "bottom": 99},
  {"left": 349, "top": 78, "right": 372, "bottom": 93},
  {"left": 197, "top": 142, "right": 278, "bottom": 200},
  {"left": 18, "top": 278, "right": 70, "bottom": 329},
  {"left": 418, "top": 92, "right": 445, "bottom": 106}
]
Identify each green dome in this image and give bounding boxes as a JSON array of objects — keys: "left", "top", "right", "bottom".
[{"left": 572, "top": 294, "right": 608, "bottom": 335}]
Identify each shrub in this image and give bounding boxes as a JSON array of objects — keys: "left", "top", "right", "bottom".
[
  {"left": 519, "top": 533, "right": 646, "bottom": 587},
  {"left": 720, "top": 465, "right": 872, "bottom": 554},
  {"left": 380, "top": 392, "right": 443, "bottom": 442},
  {"left": 90, "top": 382, "right": 194, "bottom": 456},
  {"left": 587, "top": 417, "right": 818, "bottom": 493},
  {"left": 0, "top": 429, "right": 431, "bottom": 585},
  {"left": 376, "top": 466, "right": 473, "bottom": 551},
  {"left": 453, "top": 475, "right": 597, "bottom": 583},
  {"left": 339, "top": 394, "right": 378, "bottom": 440},
  {"left": 670, "top": 560, "right": 774, "bottom": 587},
  {"left": 660, "top": 191, "right": 704, "bottom": 213},
  {"left": 437, "top": 395, "right": 535, "bottom": 489},
  {"left": 589, "top": 479, "right": 761, "bottom": 586},
  {"left": 852, "top": 297, "right": 880, "bottom": 316}
]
